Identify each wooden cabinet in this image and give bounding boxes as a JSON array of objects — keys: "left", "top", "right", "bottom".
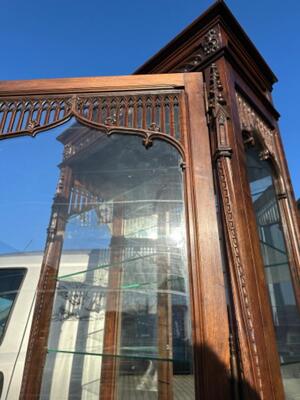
[
  {"left": 0, "top": 2, "right": 299, "bottom": 399},
  {"left": 136, "top": 2, "right": 300, "bottom": 399}
]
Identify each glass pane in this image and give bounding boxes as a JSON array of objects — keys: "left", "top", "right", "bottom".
[
  {"left": 0, "top": 268, "right": 26, "bottom": 342},
  {"left": 40, "top": 125, "right": 195, "bottom": 399},
  {"left": 0, "top": 119, "right": 76, "bottom": 400},
  {"left": 245, "top": 145, "right": 300, "bottom": 399},
  {"left": 0, "top": 118, "right": 194, "bottom": 399}
]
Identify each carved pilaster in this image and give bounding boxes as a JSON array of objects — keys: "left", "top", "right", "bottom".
[
  {"left": 206, "top": 63, "right": 264, "bottom": 398},
  {"left": 216, "top": 155, "right": 263, "bottom": 397}
]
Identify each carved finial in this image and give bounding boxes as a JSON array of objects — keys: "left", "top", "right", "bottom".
[
  {"left": 104, "top": 116, "right": 117, "bottom": 125},
  {"left": 208, "top": 63, "right": 226, "bottom": 116},
  {"left": 206, "top": 62, "right": 232, "bottom": 159},
  {"left": 148, "top": 122, "right": 160, "bottom": 132},
  {"left": 143, "top": 136, "right": 153, "bottom": 149},
  {"left": 27, "top": 119, "right": 40, "bottom": 131}
]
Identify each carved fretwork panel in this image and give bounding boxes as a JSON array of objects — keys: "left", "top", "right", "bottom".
[
  {"left": 0, "top": 91, "right": 182, "bottom": 140},
  {"left": 235, "top": 92, "right": 279, "bottom": 164},
  {"left": 76, "top": 93, "right": 181, "bottom": 138},
  {"left": 0, "top": 97, "right": 72, "bottom": 136}
]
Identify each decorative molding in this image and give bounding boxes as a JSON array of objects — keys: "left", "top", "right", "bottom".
[
  {"left": 0, "top": 91, "right": 182, "bottom": 140},
  {"left": 207, "top": 62, "right": 226, "bottom": 112},
  {"left": 174, "top": 27, "right": 221, "bottom": 72},
  {"left": 0, "top": 97, "right": 73, "bottom": 136},
  {"left": 217, "top": 156, "right": 263, "bottom": 397},
  {"left": 56, "top": 118, "right": 184, "bottom": 162},
  {"left": 207, "top": 63, "right": 264, "bottom": 397},
  {"left": 236, "top": 92, "right": 279, "bottom": 165}
]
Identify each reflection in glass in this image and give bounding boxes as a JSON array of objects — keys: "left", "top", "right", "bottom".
[
  {"left": 0, "top": 268, "right": 26, "bottom": 342},
  {"left": 7, "top": 119, "right": 195, "bottom": 399},
  {"left": 245, "top": 145, "right": 300, "bottom": 399}
]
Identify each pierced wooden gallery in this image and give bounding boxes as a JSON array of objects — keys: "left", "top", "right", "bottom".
[{"left": 0, "top": 2, "right": 299, "bottom": 400}]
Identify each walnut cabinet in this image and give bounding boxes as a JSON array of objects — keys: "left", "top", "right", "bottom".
[{"left": 0, "top": 2, "right": 299, "bottom": 400}]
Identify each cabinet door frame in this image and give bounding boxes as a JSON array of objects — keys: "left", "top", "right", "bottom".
[{"left": 0, "top": 72, "right": 230, "bottom": 400}]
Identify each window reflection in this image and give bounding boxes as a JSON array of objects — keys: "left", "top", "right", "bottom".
[
  {"left": 245, "top": 144, "right": 300, "bottom": 399},
  {"left": 0, "top": 268, "right": 26, "bottom": 342}
]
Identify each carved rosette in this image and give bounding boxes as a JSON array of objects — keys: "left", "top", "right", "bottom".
[
  {"left": 207, "top": 63, "right": 264, "bottom": 397},
  {"left": 174, "top": 27, "right": 221, "bottom": 72}
]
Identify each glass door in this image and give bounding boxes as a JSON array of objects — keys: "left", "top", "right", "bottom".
[{"left": 0, "top": 73, "right": 230, "bottom": 400}]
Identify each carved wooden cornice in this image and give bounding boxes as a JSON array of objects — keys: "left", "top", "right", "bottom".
[{"left": 136, "top": 2, "right": 277, "bottom": 95}]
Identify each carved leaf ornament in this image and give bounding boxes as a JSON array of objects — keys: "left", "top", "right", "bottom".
[{"left": 175, "top": 27, "right": 221, "bottom": 73}]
